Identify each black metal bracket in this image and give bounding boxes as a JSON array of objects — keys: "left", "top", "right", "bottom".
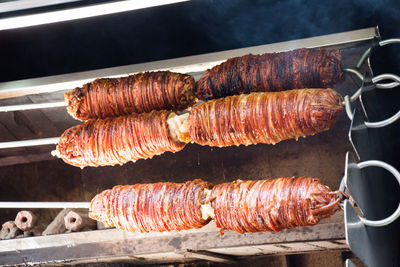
[
  {"left": 344, "top": 99, "right": 400, "bottom": 267},
  {"left": 343, "top": 151, "right": 400, "bottom": 267}
]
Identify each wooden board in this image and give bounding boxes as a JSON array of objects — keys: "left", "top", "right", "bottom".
[{"left": 0, "top": 212, "right": 347, "bottom": 266}]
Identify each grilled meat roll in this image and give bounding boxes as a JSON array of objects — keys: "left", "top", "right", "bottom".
[
  {"left": 53, "top": 110, "right": 186, "bottom": 168},
  {"left": 189, "top": 89, "right": 343, "bottom": 147},
  {"left": 89, "top": 179, "right": 213, "bottom": 232},
  {"left": 88, "top": 177, "right": 340, "bottom": 234},
  {"left": 65, "top": 71, "right": 195, "bottom": 121},
  {"left": 211, "top": 177, "right": 340, "bottom": 233},
  {"left": 196, "top": 48, "right": 343, "bottom": 100}
]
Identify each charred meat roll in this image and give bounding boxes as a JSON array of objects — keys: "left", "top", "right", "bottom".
[{"left": 196, "top": 48, "right": 343, "bottom": 100}]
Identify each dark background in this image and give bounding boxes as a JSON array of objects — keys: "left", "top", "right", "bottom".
[
  {"left": 0, "top": 0, "right": 400, "bottom": 82},
  {"left": 0, "top": 2, "right": 399, "bottom": 264}
]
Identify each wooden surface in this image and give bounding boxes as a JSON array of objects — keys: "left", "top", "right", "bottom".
[{"left": 0, "top": 212, "right": 347, "bottom": 265}]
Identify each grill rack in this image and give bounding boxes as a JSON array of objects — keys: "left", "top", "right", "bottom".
[{"left": 0, "top": 27, "right": 399, "bottom": 266}]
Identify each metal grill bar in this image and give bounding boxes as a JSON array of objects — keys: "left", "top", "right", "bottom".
[
  {"left": 0, "top": 201, "right": 90, "bottom": 209},
  {"left": 0, "top": 101, "right": 67, "bottom": 112},
  {"left": 0, "top": 137, "right": 60, "bottom": 149},
  {"left": 0, "top": 27, "right": 377, "bottom": 100}
]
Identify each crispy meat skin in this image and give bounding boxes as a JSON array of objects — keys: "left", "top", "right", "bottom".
[
  {"left": 89, "top": 177, "right": 339, "bottom": 233},
  {"left": 56, "top": 110, "right": 185, "bottom": 167},
  {"left": 196, "top": 48, "right": 343, "bottom": 100},
  {"left": 211, "top": 177, "right": 340, "bottom": 233},
  {"left": 65, "top": 71, "right": 195, "bottom": 121},
  {"left": 89, "top": 179, "right": 213, "bottom": 233},
  {"left": 189, "top": 89, "right": 343, "bottom": 147}
]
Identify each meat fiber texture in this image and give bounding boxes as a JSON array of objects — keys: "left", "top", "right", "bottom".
[
  {"left": 189, "top": 89, "right": 343, "bottom": 147},
  {"left": 65, "top": 71, "right": 195, "bottom": 121},
  {"left": 89, "top": 177, "right": 340, "bottom": 234},
  {"left": 211, "top": 177, "right": 340, "bottom": 233},
  {"left": 53, "top": 110, "right": 185, "bottom": 168},
  {"left": 89, "top": 179, "right": 213, "bottom": 232},
  {"left": 196, "top": 48, "right": 343, "bottom": 100}
]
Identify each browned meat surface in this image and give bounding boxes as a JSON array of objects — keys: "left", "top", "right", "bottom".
[
  {"left": 189, "top": 89, "right": 343, "bottom": 147},
  {"left": 211, "top": 177, "right": 340, "bottom": 233},
  {"left": 89, "top": 179, "right": 213, "bottom": 232},
  {"left": 89, "top": 177, "right": 340, "bottom": 234},
  {"left": 54, "top": 110, "right": 185, "bottom": 167},
  {"left": 196, "top": 48, "right": 343, "bottom": 100},
  {"left": 65, "top": 71, "right": 195, "bottom": 121}
]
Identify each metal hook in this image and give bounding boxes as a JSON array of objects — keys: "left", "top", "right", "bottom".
[
  {"left": 342, "top": 155, "right": 400, "bottom": 227},
  {"left": 355, "top": 160, "right": 400, "bottom": 227},
  {"left": 343, "top": 96, "right": 400, "bottom": 127},
  {"left": 345, "top": 38, "right": 400, "bottom": 89},
  {"left": 342, "top": 38, "right": 400, "bottom": 126},
  {"left": 343, "top": 68, "right": 400, "bottom": 101}
]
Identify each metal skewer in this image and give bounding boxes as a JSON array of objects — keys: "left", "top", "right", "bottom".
[
  {"left": 0, "top": 202, "right": 90, "bottom": 209},
  {"left": 0, "top": 101, "right": 67, "bottom": 112},
  {"left": 0, "top": 137, "right": 60, "bottom": 149}
]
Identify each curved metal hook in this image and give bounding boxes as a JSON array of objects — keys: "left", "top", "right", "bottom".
[
  {"left": 355, "top": 160, "right": 400, "bottom": 227},
  {"left": 343, "top": 95, "right": 400, "bottom": 127},
  {"left": 348, "top": 38, "right": 400, "bottom": 88},
  {"left": 339, "top": 158, "right": 400, "bottom": 227}
]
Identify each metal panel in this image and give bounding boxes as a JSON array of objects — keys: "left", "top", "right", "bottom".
[{"left": 344, "top": 149, "right": 400, "bottom": 267}]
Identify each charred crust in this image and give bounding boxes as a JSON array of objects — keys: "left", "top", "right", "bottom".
[{"left": 196, "top": 48, "right": 343, "bottom": 100}]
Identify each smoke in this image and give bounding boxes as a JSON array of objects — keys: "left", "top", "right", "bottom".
[
  {"left": 0, "top": 0, "right": 399, "bottom": 82},
  {"left": 185, "top": 0, "right": 400, "bottom": 49}
]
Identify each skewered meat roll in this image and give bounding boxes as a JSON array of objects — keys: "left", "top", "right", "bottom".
[
  {"left": 189, "top": 89, "right": 343, "bottom": 147},
  {"left": 211, "top": 177, "right": 340, "bottom": 233},
  {"left": 89, "top": 177, "right": 340, "bottom": 234},
  {"left": 53, "top": 110, "right": 187, "bottom": 168},
  {"left": 65, "top": 71, "right": 195, "bottom": 121},
  {"left": 89, "top": 179, "right": 213, "bottom": 232},
  {"left": 196, "top": 48, "right": 343, "bottom": 100}
]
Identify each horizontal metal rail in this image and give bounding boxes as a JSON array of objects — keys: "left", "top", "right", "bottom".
[
  {"left": 0, "top": 137, "right": 60, "bottom": 149},
  {"left": 0, "top": 0, "right": 189, "bottom": 31},
  {"left": 0, "top": 0, "right": 82, "bottom": 13},
  {"left": 0, "top": 201, "right": 90, "bottom": 209},
  {"left": 0, "top": 101, "right": 67, "bottom": 112},
  {"left": 0, "top": 27, "right": 377, "bottom": 99}
]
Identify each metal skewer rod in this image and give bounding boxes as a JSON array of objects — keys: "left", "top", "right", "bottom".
[
  {"left": 0, "top": 137, "right": 60, "bottom": 149},
  {"left": 0, "top": 101, "right": 67, "bottom": 112},
  {"left": 0, "top": 202, "right": 90, "bottom": 209}
]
